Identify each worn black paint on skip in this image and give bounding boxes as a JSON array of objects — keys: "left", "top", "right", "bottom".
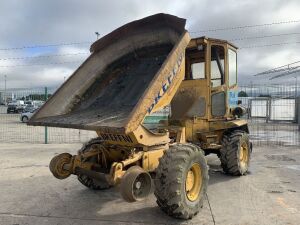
[
  {"left": 34, "top": 44, "right": 174, "bottom": 129},
  {"left": 99, "top": 133, "right": 133, "bottom": 143}
]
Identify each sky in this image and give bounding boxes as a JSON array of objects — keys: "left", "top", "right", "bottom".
[{"left": 0, "top": 0, "right": 300, "bottom": 89}]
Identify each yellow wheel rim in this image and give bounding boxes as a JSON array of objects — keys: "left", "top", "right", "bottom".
[
  {"left": 185, "top": 163, "right": 202, "bottom": 202},
  {"left": 239, "top": 142, "right": 249, "bottom": 166}
]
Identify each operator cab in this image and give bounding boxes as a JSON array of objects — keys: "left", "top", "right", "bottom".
[
  {"left": 186, "top": 36, "right": 237, "bottom": 85},
  {"left": 170, "top": 37, "right": 239, "bottom": 122},
  {"left": 143, "top": 36, "right": 239, "bottom": 134}
]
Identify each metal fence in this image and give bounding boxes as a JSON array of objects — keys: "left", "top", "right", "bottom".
[
  {"left": 239, "top": 84, "right": 298, "bottom": 119},
  {"left": 0, "top": 87, "right": 96, "bottom": 144},
  {"left": 0, "top": 84, "right": 299, "bottom": 146},
  {"left": 0, "top": 112, "right": 97, "bottom": 143},
  {"left": 239, "top": 84, "right": 299, "bottom": 146}
]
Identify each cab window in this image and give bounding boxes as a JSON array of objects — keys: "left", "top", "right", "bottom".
[
  {"left": 228, "top": 49, "right": 237, "bottom": 86},
  {"left": 185, "top": 45, "right": 206, "bottom": 79},
  {"left": 191, "top": 62, "right": 205, "bottom": 79},
  {"left": 211, "top": 45, "right": 225, "bottom": 87}
]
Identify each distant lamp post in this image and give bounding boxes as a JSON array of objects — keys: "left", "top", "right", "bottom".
[
  {"left": 95, "top": 32, "right": 100, "bottom": 40},
  {"left": 4, "top": 75, "right": 7, "bottom": 105},
  {"left": 296, "top": 76, "right": 298, "bottom": 97}
]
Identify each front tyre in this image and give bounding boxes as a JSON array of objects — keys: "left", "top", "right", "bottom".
[{"left": 154, "top": 144, "right": 209, "bottom": 220}]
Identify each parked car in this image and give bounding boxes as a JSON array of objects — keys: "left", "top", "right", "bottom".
[
  {"left": 7, "top": 104, "right": 16, "bottom": 113},
  {"left": 23, "top": 100, "right": 44, "bottom": 110},
  {"left": 12, "top": 100, "right": 25, "bottom": 105},
  {"left": 32, "top": 100, "right": 45, "bottom": 108},
  {"left": 24, "top": 100, "right": 32, "bottom": 105},
  {"left": 7, "top": 99, "right": 27, "bottom": 113},
  {"left": 20, "top": 108, "right": 39, "bottom": 123},
  {"left": 7, "top": 103, "right": 25, "bottom": 113},
  {"left": 24, "top": 104, "right": 37, "bottom": 112}
]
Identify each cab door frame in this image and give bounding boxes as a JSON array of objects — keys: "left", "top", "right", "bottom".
[{"left": 207, "top": 41, "right": 229, "bottom": 121}]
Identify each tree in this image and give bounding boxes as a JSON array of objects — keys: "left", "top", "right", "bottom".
[
  {"left": 258, "top": 94, "right": 271, "bottom": 98},
  {"left": 21, "top": 94, "right": 52, "bottom": 101},
  {"left": 238, "top": 91, "right": 248, "bottom": 97}
]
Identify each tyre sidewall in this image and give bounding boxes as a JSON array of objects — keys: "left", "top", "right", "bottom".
[{"left": 154, "top": 144, "right": 209, "bottom": 219}]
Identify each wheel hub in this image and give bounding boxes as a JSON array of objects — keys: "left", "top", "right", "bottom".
[
  {"left": 49, "top": 153, "right": 72, "bottom": 179},
  {"left": 120, "top": 166, "right": 152, "bottom": 202},
  {"left": 239, "top": 142, "right": 249, "bottom": 166},
  {"left": 185, "top": 163, "right": 202, "bottom": 202}
]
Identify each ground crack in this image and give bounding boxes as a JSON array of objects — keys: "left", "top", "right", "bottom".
[
  {"left": 206, "top": 193, "right": 216, "bottom": 225},
  {"left": 3, "top": 164, "right": 48, "bottom": 169}
]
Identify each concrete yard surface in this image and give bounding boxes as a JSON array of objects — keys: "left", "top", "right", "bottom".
[{"left": 0, "top": 143, "right": 299, "bottom": 225}]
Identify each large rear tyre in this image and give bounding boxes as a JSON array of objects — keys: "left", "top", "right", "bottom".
[
  {"left": 77, "top": 138, "right": 111, "bottom": 190},
  {"left": 220, "top": 130, "right": 251, "bottom": 175},
  {"left": 154, "top": 144, "right": 209, "bottom": 220}
]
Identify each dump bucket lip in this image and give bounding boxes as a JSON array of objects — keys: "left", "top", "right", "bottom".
[{"left": 90, "top": 13, "right": 186, "bottom": 53}]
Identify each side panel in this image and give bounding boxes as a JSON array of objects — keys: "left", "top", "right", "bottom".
[
  {"left": 96, "top": 125, "right": 170, "bottom": 147},
  {"left": 142, "top": 149, "right": 165, "bottom": 172},
  {"left": 209, "top": 119, "right": 248, "bottom": 131},
  {"left": 171, "top": 79, "right": 208, "bottom": 120}
]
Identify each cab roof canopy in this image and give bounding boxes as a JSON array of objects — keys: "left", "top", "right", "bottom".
[{"left": 188, "top": 36, "right": 238, "bottom": 50}]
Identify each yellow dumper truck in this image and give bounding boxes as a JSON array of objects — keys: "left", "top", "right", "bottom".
[{"left": 29, "top": 13, "right": 251, "bottom": 219}]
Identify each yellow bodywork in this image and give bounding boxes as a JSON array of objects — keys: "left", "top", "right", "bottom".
[
  {"left": 35, "top": 14, "right": 248, "bottom": 188},
  {"left": 95, "top": 36, "right": 247, "bottom": 149},
  {"left": 83, "top": 36, "right": 249, "bottom": 184}
]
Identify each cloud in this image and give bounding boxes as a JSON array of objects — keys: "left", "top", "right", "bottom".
[
  {"left": 0, "top": 0, "right": 300, "bottom": 89},
  {"left": 57, "top": 46, "right": 89, "bottom": 55}
]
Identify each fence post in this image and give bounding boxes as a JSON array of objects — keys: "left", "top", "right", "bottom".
[
  {"left": 44, "top": 87, "right": 48, "bottom": 144},
  {"left": 248, "top": 98, "right": 252, "bottom": 119},
  {"left": 297, "top": 97, "right": 300, "bottom": 131},
  {"left": 266, "top": 98, "right": 271, "bottom": 123}
]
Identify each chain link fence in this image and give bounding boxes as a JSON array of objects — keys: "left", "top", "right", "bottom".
[
  {"left": 0, "top": 87, "right": 96, "bottom": 144},
  {"left": 0, "top": 84, "right": 299, "bottom": 146},
  {"left": 0, "top": 113, "right": 96, "bottom": 143}
]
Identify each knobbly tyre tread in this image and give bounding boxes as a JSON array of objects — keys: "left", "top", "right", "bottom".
[
  {"left": 220, "top": 130, "right": 251, "bottom": 175},
  {"left": 77, "top": 174, "right": 110, "bottom": 190},
  {"left": 77, "top": 138, "right": 111, "bottom": 190},
  {"left": 154, "top": 143, "right": 209, "bottom": 219},
  {"left": 78, "top": 137, "right": 103, "bottom": 154}
]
